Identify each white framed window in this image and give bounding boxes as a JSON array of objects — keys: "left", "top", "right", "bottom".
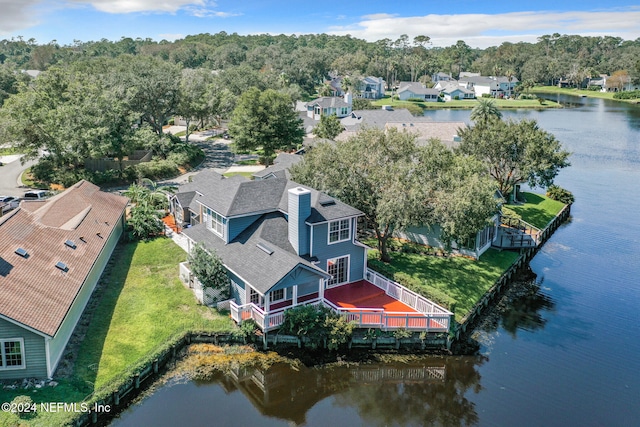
[
  {"left": 327, "top": 255, "right": 349, "bottom": 286},
  {"left": 206, "top": 208, "right": 225, "bottom": 238},
  {"left": 328, "top": 219, "right": 351, "bottom": 244},
  {"left": 0, "top": 338, "right": 25, "bottom": 370},
  {"left": 249, "top": 288, "right": 263, "bottom": 306},
  {"left": 271, "top": 289, "right": 285, "bottom": 302}
]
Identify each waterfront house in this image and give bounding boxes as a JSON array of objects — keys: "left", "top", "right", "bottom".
[
  {"left": 305, "top": 93, "right": 353, "bottom": 120},
  {"left": 0, "top": 181, "right": 127, "bottom": 379},
  {"left": 397, "top": 82, "right": 440, "bottom": 102},
  {"left": 169, "top": 170, "right": 452, "bottom": 333}
]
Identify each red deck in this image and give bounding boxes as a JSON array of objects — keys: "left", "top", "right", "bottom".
[
  {"left": 324, "top": 280, "right": 418, "bottom": 313},
  {"left": 162, "top": 215, "right": 179, "bottom": 233}
]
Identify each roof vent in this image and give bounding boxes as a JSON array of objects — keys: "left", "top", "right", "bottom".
[
  {"left": 65, "top": 239, "right": 77, "bottom": 249},
  {"left": 256, "top": 243, "right": 274, "bottom": 255},
  {"left": 15, "top": 248, "right": 28, "bottom": 258},
  {"left": 55, "top": 261, "right": 68, "bottom": 272},
  {"left": 319, "top": 198, "right": 336, "bottom": 207}
]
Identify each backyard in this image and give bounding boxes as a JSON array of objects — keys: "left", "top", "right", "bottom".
[
  {"left": 367, "top": 192, "right": 567, "bottom": 323},
  {"left": 0, "top": 237, "right": 236, "bottom": 427}
]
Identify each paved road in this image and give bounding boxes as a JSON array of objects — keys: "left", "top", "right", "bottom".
[{"left": 0, "top": 155, "right": 37, "bottom": 197}]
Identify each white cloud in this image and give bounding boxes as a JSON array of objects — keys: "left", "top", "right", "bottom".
[
  {"left": 0, "top": 0, "right": 41, "bottom": 35},
  {"left": 65, "top": 0, "right": 238, "bottom": 17},
  {"left": 328, "top": 9, "right": 640, "bottom": 48}
]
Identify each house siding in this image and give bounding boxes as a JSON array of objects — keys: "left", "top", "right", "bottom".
[
  {"left": 0, "top": 318, "right": 47, "bottom": 380},
  {"left": 47, "top": 215, "right": 123, "bottom": 377},
  {"left": 270, "top": 267, "right": 324, "bottom": 292},
  {"left": 229, "top": 271, "right": 246, "bottom": 305},
  {"left": 228, "top": 214, "right": 262, "bottom": 241},
  {"left": 311, "top": 219, "right": 366, "bottom": 283}
]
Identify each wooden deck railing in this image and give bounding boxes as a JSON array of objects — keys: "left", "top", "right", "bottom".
[
  {"left": 494, "top": 216, "right": 542, "bottom": 249},
  {"left": 231, "top": 271, "right": 453, "bottom": 333}
]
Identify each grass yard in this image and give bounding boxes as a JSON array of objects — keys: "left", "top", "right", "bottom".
[
  {"left": 367, "top": 244, "right": 519, "bottom": 323},
  {"left": 530, "top": 86, "right": 639, "bottom": 103},
  {"left": 223, "top": 171, "right": 255, "bottom": 179},
  {"left": 508, "top": 192, "right": 566, "bottom": 229},
  {"left": 0, "top": 237, "right": 235, "bottom": 427},
  {"left": 371, "top": 95, "right": 561, "bottom": 112}
]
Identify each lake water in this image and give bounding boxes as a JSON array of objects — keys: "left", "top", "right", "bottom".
[{"left": 112, "top": 95, "right": 640, "bottom": 427}]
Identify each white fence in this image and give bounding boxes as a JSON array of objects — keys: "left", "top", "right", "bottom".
[{"left": 230, "top": 270, "right": 453, "bottom": 333}]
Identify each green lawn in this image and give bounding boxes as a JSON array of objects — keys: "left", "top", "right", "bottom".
[
  {"left": 367, "top": 244, "right": 519, "bottom": 323},
  {"left": 0, "top": 237, "right": 235, "bottom": 426},
  {"left": 508, "top": 192, "right": 566, "bottom": 229},
  {"left": 371, "top": 95, "right": 561, "bottom": 111},
  {"left": 223, "top": 171, "right": 255, "bottom": 179},
  {"left": 530, "top": 86, "right": 639, "bottom": 103}
]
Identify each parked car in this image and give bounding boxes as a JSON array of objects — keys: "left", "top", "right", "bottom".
[
  {"left": 23, "top": 190, "right": 49, "bottom": 200},
  {"left": 0, "top": 196, "right": 20, "bottom": 213}
]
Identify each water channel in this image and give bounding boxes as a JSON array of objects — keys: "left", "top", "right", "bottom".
[{"left": 111, "top": 95, "right": 640, "bottom": 427}]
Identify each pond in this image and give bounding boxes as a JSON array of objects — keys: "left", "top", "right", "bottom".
[{"left": 112, "top": 95, "right": 640, "bottom": 426}]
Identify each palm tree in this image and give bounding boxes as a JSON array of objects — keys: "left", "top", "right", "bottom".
[
  {"left": 470, "top": 98, "right": 502, "bottom": 127},
  {"left": 505, "top": 69, "right": 515, "bottom": 97}
]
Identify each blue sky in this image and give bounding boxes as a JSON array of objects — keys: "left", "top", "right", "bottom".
[{"left": 2, "top": 1, "right": 640, "bottom": 48}]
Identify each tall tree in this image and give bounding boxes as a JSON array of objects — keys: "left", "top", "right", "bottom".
[
  {"left": 290, "top": 128, "right": 496, "bottom": 261},
  {"left": 177, "top": 68, "right": 215, "bottom": 142},
  {"left": 187, "top": 242, "right": 230, "bottom": 301},
  {"left": 228, "top": 87, "right": 304, "bottom": 165},
  {"left": 469, "top": 98, "right": 502, "bottom": 127},
  {"left": 313, "top": 113, "right": 343, "bottom": 140},
  {"left": 457, "top": 119, "right": 571, "bottom": 196}
]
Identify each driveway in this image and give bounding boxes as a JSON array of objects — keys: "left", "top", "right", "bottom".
[{"left": 0, "top": 155, "right": 38, "bottom": 197}]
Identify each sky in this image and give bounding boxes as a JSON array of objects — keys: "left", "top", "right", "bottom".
[{"left": 1, "top": 0, "right": 640, "bottom": 49}]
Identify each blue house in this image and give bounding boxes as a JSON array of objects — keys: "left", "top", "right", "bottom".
[{"left": 169, "top": 170, "right": 452, "bottom": 332}]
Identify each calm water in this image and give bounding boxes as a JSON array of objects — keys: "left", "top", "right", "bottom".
[{"left": 112, "top": 95, "right": 640, "bottom": 427}]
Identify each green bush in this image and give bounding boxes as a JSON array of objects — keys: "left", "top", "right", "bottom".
[
  {"left": 546, "top": 184, "right": 575, "bottom": 204},
  {"left": 613, "top": 90, "right": 640, "bottom": 99},
  {"left": 407, "top": 97, "right": 425, "bottom": 102},
  {"left": 280, "top": 305, "right": 333, "bottom": 348},
  {"left": 134, "top": 159, "right": 179, "bottom": 180},
  {"left": 481, "top": 93, "right": 492, "bottom": 98},
  {"left": 325, "top": 316, "right": 356, "bottom": 350},
  {"left": 586, "top": 86, "right": 601, "bottom": 91},
  {"left": 168, "top": 118, "right": 175, "bottom": 125},
  {"left": 454, "top": 95, "right": 460, "bottom": 100},
  {"left": 10, "top": 395, "right": 34, "bottom": 419}
]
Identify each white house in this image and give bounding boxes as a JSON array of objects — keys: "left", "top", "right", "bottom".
[
  {"left": 397, "top": 82, "right": 440, "bottom": 102},
  {"left": 305, "top": 93, "right": 353, "bottom": 120}
]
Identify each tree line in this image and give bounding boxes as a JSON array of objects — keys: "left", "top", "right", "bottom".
[{"left": 2, "top": 32, "right": 640, "bottom": 104}]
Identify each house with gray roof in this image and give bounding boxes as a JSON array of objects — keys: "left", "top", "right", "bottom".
[
  {"left": 0, "top": 181, "right": 127, "bottom": 379},
  {"left": 252, "top": 153, "right": 303, "bottom": 180},
  {"left": 358, "top": 76, "right": 385, "bottom": 99},
  {"left": 305, "top": 93, "right": 353, "bottom": 120},
  {"left": 458, "top": 75, "right": 519, "bottom": 98},
  {"left": 169, "top": 169, "right": 453, "bottom": 333},
  {"left": 397, "top": 82, "right": 440, "bottom": 102},
  {"left": 440, "top": 83, "right": 475, "bottom": 101}
]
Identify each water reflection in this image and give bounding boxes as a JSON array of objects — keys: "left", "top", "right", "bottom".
[{"left": 113, "top": 356, "right": 486, "bottom": 427}]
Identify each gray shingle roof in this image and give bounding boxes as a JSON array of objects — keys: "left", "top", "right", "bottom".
[
  {"left": 175, "top": 170, "right": 362, "bottom": 222},
  {"left": 307, "top": 96, "right": 350, "bottom": 109},
  {"left": 183, "top": 213, "right": 330, "bottom": 294},
  {"left": 340, "top": 109, "right": 428, "bottom": 132},
  {"left": 253, "top": 153, "right": 302, "bottom": 179},
  {"left": 397, "top": 82, "right": 439, "bottom": 96}
]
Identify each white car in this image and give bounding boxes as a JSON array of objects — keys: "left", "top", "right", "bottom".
[{"left": 0, "top": 196, "right": 20, "bottom": 213}]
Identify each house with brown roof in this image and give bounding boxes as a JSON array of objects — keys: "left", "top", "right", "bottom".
[{"left": 0, "top": 181, "right": 128, "bottom": 379}]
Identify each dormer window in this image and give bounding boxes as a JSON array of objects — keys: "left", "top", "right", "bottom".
[
  {"left": 205, "top": 208, "right": 226, "bottom": 239},
  {"left": 328, "top": 219, "right": 351, "bottom": 244}
]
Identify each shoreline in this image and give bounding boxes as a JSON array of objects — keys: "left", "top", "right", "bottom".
[{"left": 530, "top": 86, "right": 640, "bottom": 104}]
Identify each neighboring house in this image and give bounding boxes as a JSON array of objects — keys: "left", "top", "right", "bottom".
[
  {"left": 327, "top": 76, "right": 343, "bottom": 97},
  {"left": 358, "top": 76, "right": 385, "bottom": 99},
  {"left": 432, "top": 72, "right": 453, "bottom": 83},
  {"left": 384, "top": 121, "right": 466, "bottom": 149},
  {"left": 397, "top": 82, "right": 440, "bottom": 102},
  {"left": 339, "top": 108, "right": 428, "bottom": 133},
  {"left": 0, "top": 181, "right": 128, "bottom": 379},
  {"left": 458, "top": 75, "right": 519, "bottom": 98},
  {"left": 396, "top": 218, "right": 500, "bottom": 260},
  {"left": 440, "top": 83, "right": 475, "bottom": 101},
  {"left": 433, "top": 79, "right": 457, "bottom": 91},
  {"left": 169, "top": 170, "right": 452, "bottom": 333},
  {"left": 305, "top": 94, "right": 353, "bottom": 120},
  {"left": 252, "top": 152, "right": 303, "bottom": 180}
]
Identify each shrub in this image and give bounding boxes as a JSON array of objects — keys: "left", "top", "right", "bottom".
[
  {"left": 454, "top": 95, "right": 460, "bottom": 100},
  {"left": 325, "top": 316, "right": 356, "bottom": 350},
  {"left": 168, "top": 118, "right": 175, "bottom": 125},
  {"left": 613, "top": 90, "right": 640, "bottom": 100},
  {"left": 10, "top": 395, "right": 35, "bottom": 419},
  {"left": 481, "top": 93, "right": 492, "bottom": 98},
  {"left": 407, "top": 97, "right": 425, "bottom": 102},
  {"left": 187, "top": 242, "right": 230, "bottom": 300},
  {"left": 280, "top": 304, "right": 333, "bottom": 348},
  {"left": 546, "top": 184, "right": 575, "bottom": 204},
  {"left": 134, "top": 159, "right": 179, "bottom": 180}
]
